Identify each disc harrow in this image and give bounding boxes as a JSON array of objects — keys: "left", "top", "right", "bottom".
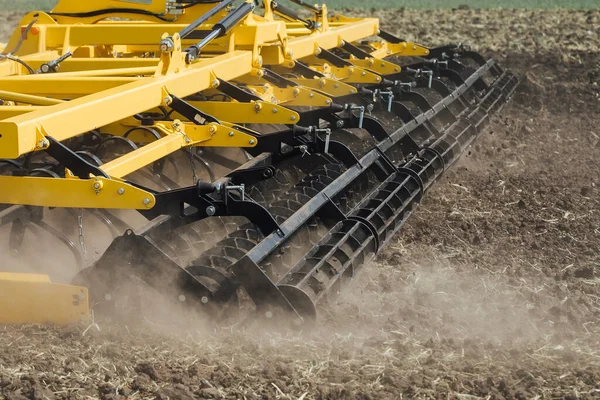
[{"left": 0, "top": 0, "right": 517, "bottom": 325}]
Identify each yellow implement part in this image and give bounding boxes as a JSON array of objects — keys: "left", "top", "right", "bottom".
[
  {"left": 0, "top": 90, "right": 65, "bottom": 106},
  {"left": 0, "top": 51, "right": 253, "bottom": 159},
  {"left": 100, "top": 122, "right": 257, "bottom": 178},
  {"left": 290, "top": 78, "right": 358, "bottom": 97},
  {"left": 349, "top": 59, "right": 402, "bottom": 75},
  {"left": 0, "top": 273, "right": 89, "bottom": 325},
  {"left": 370, "top": 42, "right": 431, "bottom": 59},
  {"left": 186, "top": 101, "right": 300, "bottom": 124},
  {"left": 0, "top": 176, "right": 156, "bottom": 209}
]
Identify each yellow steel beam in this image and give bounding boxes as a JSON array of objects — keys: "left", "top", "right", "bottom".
[
  {"left": 0, "top": 51, "right": 254, "bottom": 159},
  {"left": 23, "top": 58, "right": 161, "bottom": 72},
  {"left": 262, "top": 18, "right": 380, "bottom": 65},
  {"left": 0, "top": 273, "right": 90, "bottom": 326},
  {"left": 0, "top": 176, "right": 156, "bottom": 210},
  {"left": 370, "top": 42, "right": 430, "bottom": 59},
  {"left": 100, "top": 122, "right": 257, "bottom": 178},
  {"left": 349, "top": 58, "right": 402, "bottom": 75},
  {"left": 290, "top": 78, "right": 358, "bottom": 97},
  {"left": 0, "top": 76, "right": 138, "bottom": 97},
  {"left": 0, "top": 106, "right": 42, "bottom": 119},
  {"left": 0, "top": 90, "right": 64, "bottom": 106},
  {"left": 184, "top": 101, "right": 300, "bottom": 125}
]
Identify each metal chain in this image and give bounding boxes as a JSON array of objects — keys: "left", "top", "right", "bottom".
[
  {"left": 77, "top": 209, "right": 88, "bottom": 263},
  {"left": 187, "top": 147, "right": 198, "bottom": 184}
]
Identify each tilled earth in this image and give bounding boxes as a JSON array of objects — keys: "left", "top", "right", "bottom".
[{"left": 1, "top": 8, "right": 600, "bottom": 400}]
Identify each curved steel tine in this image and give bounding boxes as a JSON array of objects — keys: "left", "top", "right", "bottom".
[
  {"left": 89, "top": 209, "right": 128, "bottom": 238},
  {"left": 29, "top": 168, "right": 61, "bottom": 178},
  {"left": 137, "top": 169, "right": 173, "bottom": 190},
  {"left": 75, "top": 150, "right": 104, "bottom": 166},
  {"left": 95, "top": 136, "right": 139, "bottom": 158},
  {"left": 192, "top": 152, "right": 216, "bottom": 182},
  {"left": 0, "top": 159, "right": 23, "bottom": 169},
  {"left": 30, "top": 220, "right": 85, "bottom": 271},
  {"left": 123, "top": 126, "right": 162, "bottom": 141}
]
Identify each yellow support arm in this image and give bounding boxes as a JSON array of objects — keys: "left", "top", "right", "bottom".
[
  {"left": 0, "top": 176, "right": 156, "bottom": 209},
  {"left": 0, "top": 273, "right": 89, "bottom": 326}
]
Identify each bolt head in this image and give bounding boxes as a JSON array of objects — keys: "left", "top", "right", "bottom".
[
  {"left": 265, "top": 311, "right": 274, "bottom": 319},
  {"left": 336, "top": 120, "right": 344, "bottom": 128},
  {"left": 290, "top": 116, "right": 296, "bottom": 121},
  {"left": 93, "top": 182, "right": 101, "bottom": 190},
  {"left": 201, "top": 296, "right": 209, "bottom": 304},
  {"left": 272, "top": 108, "right": 278, "bottom": 114},
  {"left": 249, "top": 139, "right": 256, "bottom": 145},
  {"left": 206, "top": 206, "right": 216, "bottom": 216},
  {"left": 178, "top": 295, "right": 186, "bottom": 302},
  {"left": 325, "top": 100, "right": 332, "bottom": 105},
  {"left": 118, "top": 188, "right": 125, "bottom": 195},
  {"left": 211, "top": 79, "right": 220, "bottom": 88},
  {"left": 104, "top": 294, "right": 112, "bottom": 301},
  {"left": 229, "top": 131, "right": 234, "bottom": 137},
  {"left": 143, "top": 198, "right": 151, "bottom": 206},
  {"left": 163, "top": 96, "right": 173, "bottom": 105}
]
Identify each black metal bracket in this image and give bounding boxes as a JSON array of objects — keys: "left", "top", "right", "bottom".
[
  {"left": 226, "top": 165, "right": 276, "bottom": 186},
  {"left": 378, "top": 30, "right": 405, "bottom": 44},
  {"left": 169, "top": 95, "right": 220, "bottom": 124},
  {"left": 316, "top": 48, "right": 353, "bottom": 68},
  {"left": 45, "top": 136, "right": 110, "bottom": 179}
]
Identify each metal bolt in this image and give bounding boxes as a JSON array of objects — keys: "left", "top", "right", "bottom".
[
  {"left": 376, "top": 77, "right": 381, "bottom": 82},
  {"left": 201, "top": 296, "right": 209, "bottom": 304},
  {"left": 178, "top": 295, "right": 186, "bottom": 302},
  {"left": 336, "top": 120, "right": 344, "bottom": 128},
  {"left": 143, "top": 198, "right": 151, "bottom": 206},
  {"left": 272, "top": 108, "right": 278, "bottom": 114},
  {"left": 208, "top": 125, "right": 217, "bottom": 133},
  {"left": 39, "top": 139, "right": 49, "bottom": 148},
  {"left": 211, "top": 79, "right": 220, "bottom": 88},
  {"left": 325, "top": 100, "right": 332, "bottom": 105},
  {"left": 104, "top": 294, "right": 112, "bottom": 301},
  {"left": 206, "top": 206, "right": 216, "bottom": 216},
  {"left": 118, "top": 188, "right": 125, "bottom": 195},
  {"left": 339, "top": 40, "right": 346, "bottom": 46},
  {"left": 249, "top": 139, "right": 256, "bottom": 145},
  {"left": 290, "top": 116, "right": 296, "bottom": 121},
  {"left": 163, "top": 96, "right": 172, "bottom": 105},
  {"left": 361, "top": 72, "right": 366, "bottom": 76},
  {"left": 334, "top": 84, "right": 339, "bottom": 89},
  {"left": 93, "top": 182, "right": 101, "bottom": 190},
  {"left": 159, "top": 38, "right": 174, "bottom": 53},
  {"left": 309, "top": 93, "right": 314, "bottom": 98},
  {"left": 265, "top": 311, "right": 273, "bottom": 319},
  {"left": 229, "top": 131, "right": 234, "bottom": 137}
]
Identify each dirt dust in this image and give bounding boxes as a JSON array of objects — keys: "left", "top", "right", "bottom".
[{"left": 1, "top": 8, "right": 600, "bottom": 400}]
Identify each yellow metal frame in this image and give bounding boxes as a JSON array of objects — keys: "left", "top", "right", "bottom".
[
  {"left": 0, "top": 0, "right": 432, "bottom": 211},
  {"left": 0, "top": 273, "right": 90, "bottom": 325}
]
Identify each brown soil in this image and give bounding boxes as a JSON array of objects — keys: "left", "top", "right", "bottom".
[{"left": 1, "top": 8, "right": 600, "bottom": 400}]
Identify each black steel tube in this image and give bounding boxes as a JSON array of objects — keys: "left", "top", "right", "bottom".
[
  {"left": 185, "top": 2, "right": 254, "bottom": 63},
  {"left": 272, "top": 1, "right": 313, "bottom": 28},
  {"left": 213, "top": 2, "right": 254, "bottom": 36},
  {"left": 288, "top": 0, "right": 320, "bottom": 13},
  {"left": 179, "top": 0, "right": 233, "bottom": 39}
]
